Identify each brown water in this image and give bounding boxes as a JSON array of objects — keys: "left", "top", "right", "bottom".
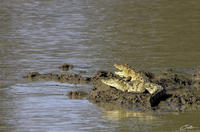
[{"left": 0, "top": 0, "right": 200, "bottom": 131}]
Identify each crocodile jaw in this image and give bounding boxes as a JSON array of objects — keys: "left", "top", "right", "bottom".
[{"left": 114, "top": 64, "right": 146, "bottom": 82}]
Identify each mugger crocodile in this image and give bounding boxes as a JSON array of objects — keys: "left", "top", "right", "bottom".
[{"left": 101, "top": 64, "right": 164, "bottom": 95}]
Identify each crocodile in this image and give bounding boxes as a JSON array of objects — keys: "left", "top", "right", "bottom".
[
  {"left": 101, "top": 64, "right": 163, "bottom": 94},
  {"left": 114, "top": 64, "right": 148, "bottom": 82}
]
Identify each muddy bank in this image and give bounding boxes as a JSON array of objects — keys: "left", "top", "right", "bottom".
[
  {"left": 58, "top": 63, "right": 73, "bottom": 71},
  {"left": 24, "top": 72, "right": 91, "bottom": 84},
  {"left": 67, "top": 90, "right": 88, "bottom": 99},
  {"left": 89, "top": 70, "right": 200, "bottom": 112},
  {"left": 24, "top": 64, "right": 200, "bottom": 112}
]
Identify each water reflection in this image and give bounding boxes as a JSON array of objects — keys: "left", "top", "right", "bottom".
[{"left": 91, "top": 102, "right": 155, "bottom": 121}]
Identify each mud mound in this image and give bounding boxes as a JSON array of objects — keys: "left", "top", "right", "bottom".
[
  {"left": 88, "top": 71, "right": 167, "bottom": 111},
  {"left": 58, "top": 63, "right": 73, "bottom": 71},
  {"left": 67, "top": 90, "right": 88, "bottom": 99},
  {"left": 24, "top": 72, "right": 91, "bottom": 84},
  {"left": 88, "top": 80, "right": 165, "bottom": 111},
  {"left": 24, "top": 64, "right": 200, "bottom": 112},
  {"left": 88, "top": 71, "right": 200, "bottom": 112}
]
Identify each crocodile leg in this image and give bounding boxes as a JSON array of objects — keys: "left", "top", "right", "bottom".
[{"left": 144, "top": 82, "right": 163, "bottom": 94}]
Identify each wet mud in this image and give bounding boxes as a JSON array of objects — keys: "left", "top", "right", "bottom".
[
  {"left": 58, "top": 63, "right": 73, "bottom": 71},
  {"left": 24, "top": 64, "right": 200, "bottom": 112},
  {"left": 67, "top": 90, "right": 88, "bottom": 99},
  {"left": 24, "top": 72, "right": 91, "bottom": 84}
]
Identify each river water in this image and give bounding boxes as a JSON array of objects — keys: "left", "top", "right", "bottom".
[{"left": 0, "top": 0, "right": 200, "bottom": 131}]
